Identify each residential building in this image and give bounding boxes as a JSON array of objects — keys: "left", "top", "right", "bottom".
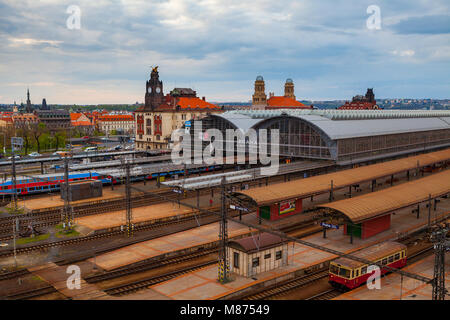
[
  {"left": 135, "top": 66, "right": 222, "bottom": 150},
  {"left": 35, "top": 109, "right": 71, "bottom": 130},
  {"left": 70, "top": 112, "right": 94, "bottom": 133},
  {"left": 97, "top": 114, "right": 135, "bottom": 135},
  {"left": 338, "top": 89, "right": 381, "bottom": 110}
]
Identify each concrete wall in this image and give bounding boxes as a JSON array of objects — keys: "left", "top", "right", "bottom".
[{"left": 362, "top": 214, "right": 391, "bottom": 239}]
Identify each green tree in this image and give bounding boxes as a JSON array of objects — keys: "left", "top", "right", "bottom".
[
  {"left": 53, "top": 130, "right": 66, "bottom": 151},
  {"left": 31, "top": 122, "right": 48, "bottom": 153}
]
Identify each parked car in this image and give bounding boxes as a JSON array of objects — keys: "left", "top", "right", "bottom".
[
  {"left": 8, "top": 155, "right": 21, "bottom": 160},
  {"left": 114, "top": 145, "right": 122, "bottom": 151},
  {"left": 28, "top": 152, "right": 42, "bottom": 157},
  {"left": 84, "top": 146, "right": 98, "bottom": 152}
]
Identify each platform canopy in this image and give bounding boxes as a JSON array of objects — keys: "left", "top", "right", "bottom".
[
  {"left": 319, "top": 169, "right": 450, "bottom": 224},
  {"left": 234, "top": 148, "right": 450, "bottom": 207}
]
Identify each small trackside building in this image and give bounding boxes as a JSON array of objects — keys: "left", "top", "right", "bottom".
[{"left": 227, "top": 233, "right": 289, "bottom": 277}]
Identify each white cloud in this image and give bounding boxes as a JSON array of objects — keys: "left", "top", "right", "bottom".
[
  {"left": 391, "top": 49, "right": 415, "bottom": 57},
  {"left": 8, "top": 38, "right": 63, "bottom": 47}
]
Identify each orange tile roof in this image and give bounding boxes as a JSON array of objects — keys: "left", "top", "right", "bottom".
[
  {"left": 266, "top": 96, "right": 308, "bottom": 108},
  {"left": 70, "top": 113, "right": 83, "bottom": 121},
  {"left": 176, "top": 97, "right": 220, "bottom": 110},
  {"left": 320, "top": 169, "right": 450, "bottom": 223},
  {"left": 72, "top": 121, "right": 92, "bottom": 127},
  {"left": 236, "top": 148, "right": 450, "bottom": 210},
  {"left": 98, "top": 115, "right": 134, "bottom": 121}
]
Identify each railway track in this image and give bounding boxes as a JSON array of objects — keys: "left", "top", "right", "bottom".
[
  {"left": 84, "top": 248, "right": 218, "bottom": 283},
  {"left": 1, "top": 285, "right": 56, "bottom": 300},
  {"left": 104, "top": 261, "right": 216, "bottom": 296},
  {"left": 0, "top": 208, "right": 221, "bottom": 258},
  {"left": 306, "top": 289, "right": 341, "bottom": 300},
  {"left": 0, "top": 188, "right": 217, "bottom": 241},
  {"left": 242, "top": 268, "right": 329, "bottom": 300}
]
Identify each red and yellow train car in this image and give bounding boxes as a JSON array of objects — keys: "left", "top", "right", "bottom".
[{"left": 329, "top": 241, "right": 407, "bottom": 291}]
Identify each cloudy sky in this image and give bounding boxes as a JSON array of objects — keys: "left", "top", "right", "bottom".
[{"left": 0, "top": 0, "right": 449, "bottom": 104}]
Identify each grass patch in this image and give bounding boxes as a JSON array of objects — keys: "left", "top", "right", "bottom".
[
  {"left": 54, "top": 224, "right": 64, "bottom": 230},
  {"left": 16, "top": 233, "right": 50, "bottom": 245},
  {"left": 5, "top": 207, "right": 25, "bottom": 215},
  {"left": 56, "top": 229, "right": 80, "bottom": 238}
]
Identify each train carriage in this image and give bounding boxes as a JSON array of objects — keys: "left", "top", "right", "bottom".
[
  {"left": 329, "top": 241, "right": 407, "bottom": 291},
  {"left": 0, "top": 164, "right": 223, "bottom": 196},
  {"left": 0, "top": 171, "right": 111, "bottom": 195}
]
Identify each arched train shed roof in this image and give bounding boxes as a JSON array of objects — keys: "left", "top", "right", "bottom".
[
  {"left": 318, "top": 169, "right": 450, "bottom": 224},
  {"left": 206, "top": 111, "right": 450, "bottom": 141}
]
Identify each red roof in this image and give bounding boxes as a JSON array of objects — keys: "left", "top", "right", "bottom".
[
  {"left": 228, "top": 233, "right": 285, "bottom": 253},
  {"left": 97, "top": 115, "right": 134, "bottom": 121},
  {"left": 176, "top": 97, "right": 219, "bottom": 110},
  {"left": 266, "top": 96, "right": 310, "bottom": 109}
]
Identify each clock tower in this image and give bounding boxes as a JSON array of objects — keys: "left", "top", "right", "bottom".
[{"left": 145, "top": 66, "right": 164, "bottom": 110}]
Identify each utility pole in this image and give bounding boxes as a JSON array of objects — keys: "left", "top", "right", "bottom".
[
  {"left": 430, "top": 223, "right": 449, "bottom": 300},
  {"left": 125, "top": 161, "right": 133, "bottom": 237},
  {"left": 218, "top": 177, "right": 229, "bottom": 283}
]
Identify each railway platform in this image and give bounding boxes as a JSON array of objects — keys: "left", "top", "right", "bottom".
[
  {"left": 120, "top": 199, "right": 450, "bottom": 300},
  {"left": 74, "top": 193, "right": 225, "bottom": 232},
  {"left": 333, "top": 254, "right": 449, "bottom": 300},
  {"left": 28, "top": 262, "right": 110, "bottom": 300}
]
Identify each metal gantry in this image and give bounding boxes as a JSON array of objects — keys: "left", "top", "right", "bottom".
[
  {"left": 431, "top": 223, "right": 449, "bottom": 300},
  {"left": 218, "top": 177, "right": 230, "bottom": 283}
]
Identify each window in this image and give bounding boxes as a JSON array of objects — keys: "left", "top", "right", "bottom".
[
  {"left": 351, "top": 270, "right": 354, "bottom": 278},
  {"left": 276, "top": 251, "right": 282, "bottom": 260},
  {"left": 233, "top": 252, "right": 239, "bottom": 269},
  {"left": 394, "top": 253, "right": 400, "bottom": 261},
  {"left": 252, "top": 257, "right": 260, "bottom": 268},
  {"left": 382, "top": 258, "right": 388, "bottom": 265},
  {"left": 388, "top": 255, "right": 394, "bottom": 263},
  {"left": 361, "top": 266, "right": 367, "bottom": 275},
  {"left": 264, "top": 253, "right": 271, "bottom": 259},
  {"left": 338, "top": 267, "right": 351, "bottom": 278},
  {"left": 330, "top": 264, "right": 339, "bottom": 275},
  {"left": 356, "top": 269, "right": 359, "bottom": 277}
]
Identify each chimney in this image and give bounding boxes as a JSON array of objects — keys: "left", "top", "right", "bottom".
[{"left": 202, "top": 96, "right": 205, "bottom": 101}]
